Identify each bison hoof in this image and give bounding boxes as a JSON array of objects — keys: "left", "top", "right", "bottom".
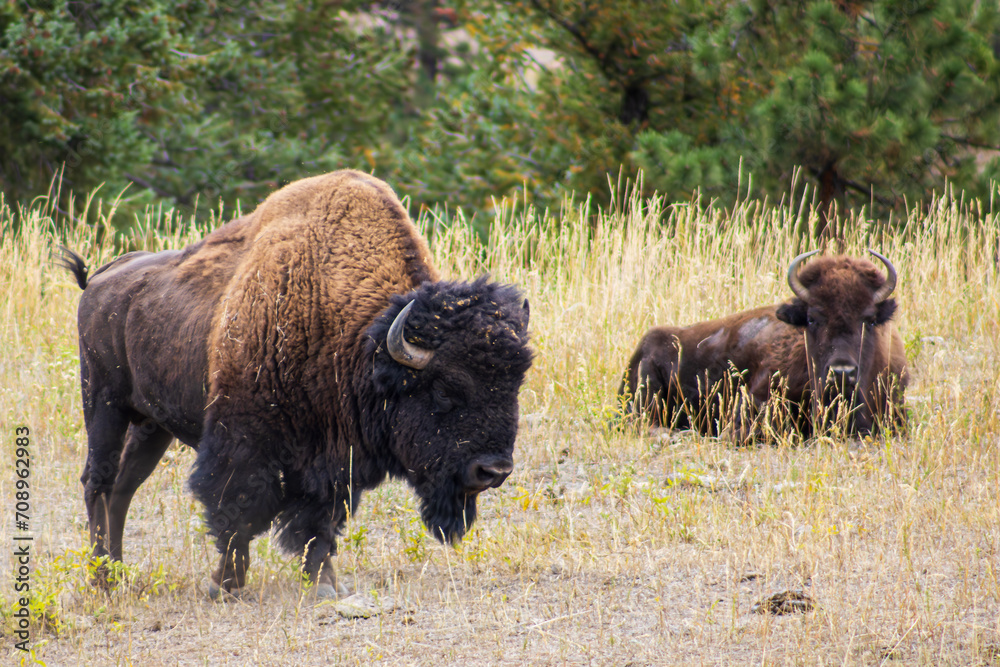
[
  {"left": 314, "top": 580, "right": 350, "bottom": 600},
  {"left": 314, "top": 583, "right": 338, "bottom": 599},
  {"left": 207, "top": 580, "right": 255, "bottom": 602}
]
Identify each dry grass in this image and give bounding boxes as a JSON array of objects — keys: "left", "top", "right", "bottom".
[{"left": 2, "top": 183, "right": 999, "bottom": 666}]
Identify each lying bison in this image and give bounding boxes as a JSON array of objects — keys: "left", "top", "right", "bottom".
[
  {"left": 620, "top": 251, "right": 908, "bottom": 441},
  {"left": 60, "top": 170, "right": 532, "bottom": 598}
]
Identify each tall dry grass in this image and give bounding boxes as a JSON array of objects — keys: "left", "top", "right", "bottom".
[{"left": 1, "top": 181, "right": 999, "bottom": 665}]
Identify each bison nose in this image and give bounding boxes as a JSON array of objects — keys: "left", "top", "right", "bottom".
[
  {"left": 828, "top": 363, "right": 858, "bottom": 385},
  {"left": 465, "top": 456, "right": 514, "bottom": 492}
]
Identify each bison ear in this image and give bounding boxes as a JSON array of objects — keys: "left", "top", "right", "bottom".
[
  {"left": 521, "top": 298, "right": 530, "bottom": 329},
  {"left": 875, "top": 298, "right": 897, "bottom": 325},
  {"left": 776, "top": 301, "right": 808, "bottom": 327}
]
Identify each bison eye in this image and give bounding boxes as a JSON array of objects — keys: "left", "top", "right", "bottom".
[{"left": 432, "top": 386, "right": 454, "bottom": 413}]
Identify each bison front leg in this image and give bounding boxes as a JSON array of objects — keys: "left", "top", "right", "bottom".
[
  {"left": 633, "top": 358, "right": 680, "bottom": 430},
  {"left": 203, "top": 496, "right": 279, "bottom": 599},
  {"left": 277, "top": 500, "right": 350, "bottom": 599},
  {"left": 726, "top": 372, "right": 771, "bottom": 445},
  {"left": 190, "top": 447, "right": 283, "bottom": 600},
  {"left": 210, "top": 534, "right": 252, "bottom": 599},
  {"left": 302, "top": 541, "right": 349, "bottom": 599}
]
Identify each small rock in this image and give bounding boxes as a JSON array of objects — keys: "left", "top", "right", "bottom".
[
  {"left": 751, "top": 590, "right": 815, "bottom": 615},
  {"left": 332, "top": 593, "right": 399, "bottom": 619}
]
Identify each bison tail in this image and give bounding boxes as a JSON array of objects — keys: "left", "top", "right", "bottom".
[{"left": 56, "top": 246, "right": 89, "bottom": 289}]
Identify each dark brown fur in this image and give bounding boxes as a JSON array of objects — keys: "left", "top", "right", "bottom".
[
  {"left": 63, "top": 170, "right": 532, "bottom": 598},
  {"left": 621, "top": 256, "right": 908, "bottom": 441}
]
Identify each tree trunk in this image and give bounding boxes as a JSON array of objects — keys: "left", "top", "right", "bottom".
[
  {"left": 415, "top": 0, "right": 441, "bottom": 85},
  {"left": 816, "top": 161, "right": 845, "bottom": 245},
  {"left": 619, "top": 83, "right": 649, "bottom": 125}
]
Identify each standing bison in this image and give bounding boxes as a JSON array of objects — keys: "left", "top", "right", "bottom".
[
  {"left": 620, "top": 251, "right": 908, "bottom": 441},
  {"left": 60, "top": 170, "right": 533, "bottom": 598}
]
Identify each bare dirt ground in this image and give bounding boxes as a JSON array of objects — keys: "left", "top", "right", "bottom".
[{"left": 13, "top": 389, "right": 1000, "bottom": 665}]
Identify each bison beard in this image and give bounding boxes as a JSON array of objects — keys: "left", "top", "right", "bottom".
[
  {"left": 417, "top": 478, "right": 478, "bottom": 545},
  {"left": 62, "top": 170, "right": 532, "bottom": 599}
]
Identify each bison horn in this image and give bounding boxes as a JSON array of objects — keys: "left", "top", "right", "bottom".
[
  {"left": 786, "top": 250, "right": 820, "bottom": 303},
  {"left": 387, "top": 301, "right": 434, "bottom": 370},
  {"left": 868, "top": 249, "right": 898, "bottom": 303}
]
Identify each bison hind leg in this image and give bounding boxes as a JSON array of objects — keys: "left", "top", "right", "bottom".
[
  {"left": 81, "top": 403, "right": 133, "bottom": 576},
  {"left": 106, "top": 421, "right": 174, "bottom": 562}
]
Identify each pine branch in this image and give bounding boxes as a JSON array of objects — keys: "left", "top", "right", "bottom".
[
  {"left": 807, "top": 166, "right": 895, "bottom": 207},
  {"left": 527, "top": 0, "right": 621, "bottom": 82},
  {"left": 840, "top": 176, "right": 895, "bottom": 206},
  {"left": 940, "top": 134, "right": 1000, "bottom": 151}
]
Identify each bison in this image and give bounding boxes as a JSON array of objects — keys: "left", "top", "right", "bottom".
[
  {"left": 59, "top": 170, "right": 533, "bottom": 599},
  {"left": 620, "top": 251, "right": 908, "bottom": 441}
]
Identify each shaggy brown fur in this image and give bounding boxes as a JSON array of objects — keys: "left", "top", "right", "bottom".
[
  {"left": 62, "top": 170, "right": 532, "bottom": 598},
  {"left": 621, "top": 255, "right": 908, "bottom": 441}
]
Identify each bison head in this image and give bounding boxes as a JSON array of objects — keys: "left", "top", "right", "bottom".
[
  {"left": 775, "top": 250, "right": 898, "bottom": 422},
  {"left": 366, "top": 278, "right": 532, "bottom": 544}
]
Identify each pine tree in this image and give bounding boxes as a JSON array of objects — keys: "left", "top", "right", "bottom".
[
  {"left": 483, "top": 0, "right": 735, "bottom": 206},
  {"left": 718, "top": 0, "right": 1000, "bottom": 231},
  {"left": 458, "top": 0, "right": 1000, "bottom": 226},
  {"left": 0, "top": 1, "right": 209, "bottom": 211},
  {"left": 0, "top": 1, "right": 420, "bottom": 221}
]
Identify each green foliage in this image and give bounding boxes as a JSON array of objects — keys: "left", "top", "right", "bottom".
[
  {"left": 0, "top": 0, "right": 210, "bottom": 209},
  {"left": 2, "top": 0, "right": 998, "bottom": 228},
  {"left": 0, "top": 545, "right": 170, "bottom": 648},
  {"left": 161, "top": 1, "right": 416, "bottom": 216},
  {"left": 725, "top": 0, "right": 1000, "bottom": 222},
  {"left": 461, "top": 0, "right": 1000, "bottom": 223},
  {"left": 379, "top": 41, "right": 558, "bottom": 217},
  {"left": 0, "top": 1, "right": 417, "bottom": 221},
  {"left": 456, "top": 0, "right": 735, "bottom": 209},
  {"left": 396, "top": 511, "right": 429, "bottom": 562},
  {"left": 632, "top": 130, "right": 727, "bottom": 199}
]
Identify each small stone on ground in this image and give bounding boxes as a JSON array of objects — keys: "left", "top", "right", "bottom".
[{"left": 331, "top": 593, "right": 400, "bottom": 619}]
